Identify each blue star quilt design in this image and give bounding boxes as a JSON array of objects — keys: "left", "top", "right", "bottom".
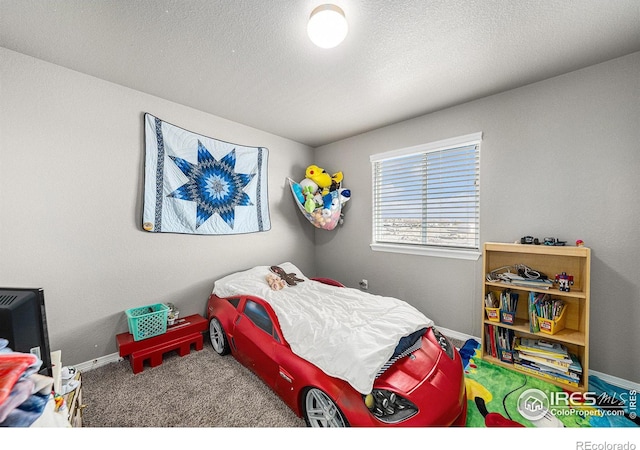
[
  {"left": 142, "top": 113, "right": 270, "bottom": 235},
  {"left": 168, "top": 143, "right": 254, "bottom": 229}
]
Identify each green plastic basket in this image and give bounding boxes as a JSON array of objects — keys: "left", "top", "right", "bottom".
[{"left": 125, "top": 303, "right": 169, "bottom": 341}]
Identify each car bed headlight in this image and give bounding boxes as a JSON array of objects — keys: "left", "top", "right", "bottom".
[
  {"left": 364, "top": 389, "right": 418, "bottom": 423},
  {"left": 432, "top": 328, "right": 455, "bottom": 359}
]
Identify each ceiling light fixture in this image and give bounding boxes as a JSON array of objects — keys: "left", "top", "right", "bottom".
[{"left": 307, "top": 4, "right": 348, "bottom": 49}]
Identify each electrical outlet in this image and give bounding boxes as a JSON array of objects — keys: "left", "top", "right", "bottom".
[{"left": 359, "top": 279, "right": 368, "bottom": 290}]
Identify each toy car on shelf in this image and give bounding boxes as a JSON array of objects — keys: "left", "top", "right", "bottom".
[{"left": 206, "top": 265, "right": 467, "bottom": 427}]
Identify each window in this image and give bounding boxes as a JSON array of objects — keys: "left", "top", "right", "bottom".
[
  {"left": 370, "top": 132, "right": 481, "bottom": 260},
  {"left": 243, "top": 300, "right": 275, "bottom": 338}
]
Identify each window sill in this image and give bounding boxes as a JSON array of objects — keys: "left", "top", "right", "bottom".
[{"left": 370, "top": 243, "right": 481, "bottom": 260}]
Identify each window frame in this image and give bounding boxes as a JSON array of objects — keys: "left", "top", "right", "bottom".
[{"left": 369, "top": 132, "right": 482, "bottom": 261}]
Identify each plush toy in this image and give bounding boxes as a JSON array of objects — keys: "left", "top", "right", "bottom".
[
  {"left": 299, "top": 177, "right": 318, "bottom": 193},
  {"left": 305, "top": 165, "right": 343, "bottom": 196},
  {"left": 292, "top": 183, "right": 305, "bottom": 204},
  {"left": 330, "top": 171, "right": 343, "bottom": 192},
  {"left": 270, "top": 265, "right": 304, "bottom": 286},
  {"left": 302, "top": 185, "right": 317, "bottom": 213},
  {"left": 321, "top": 191, "right": 341, "bottom": 217},
  {"left": 266, "top": 273, "right": 286, "bottom": 290},
  {"left": 322, "top": 192, "right": 333, "bottom": 210},
  {"left": 305, "top": 165, "right": 332, "bottom": 190},
  {"left": 338, "top": 188, "right": 351, "bottom": 204}
]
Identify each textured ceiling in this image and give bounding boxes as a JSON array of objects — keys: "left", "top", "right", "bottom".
[{"left": 1, "top": 0, "right": 639, "bottom": 147}]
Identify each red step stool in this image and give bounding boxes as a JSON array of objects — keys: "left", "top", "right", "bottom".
[{"left": 116, "top": 313, "right": 208, "bottom": 374}]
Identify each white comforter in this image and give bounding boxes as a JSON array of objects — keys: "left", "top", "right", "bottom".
[{"left": 212, "top": 262, "right": 434, "bottom": 394}]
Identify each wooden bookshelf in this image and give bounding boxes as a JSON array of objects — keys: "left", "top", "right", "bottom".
[{"left": 481, "top": 242, "right": 591, "bottom": 392}]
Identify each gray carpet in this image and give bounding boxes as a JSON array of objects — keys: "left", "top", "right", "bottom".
[
  {"left": 81, "top": 341, "right": 304, "bottom": 427},
  {"left": 81, "top": 334, "right": 467, "bottom": 427}
]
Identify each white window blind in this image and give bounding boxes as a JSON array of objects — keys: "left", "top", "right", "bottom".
[{"left": 370, "top": 133, "right": 481, "bottom": 256}]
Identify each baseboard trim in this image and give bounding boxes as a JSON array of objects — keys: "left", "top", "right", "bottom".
[
  {"left": 75, "top": 352, "right": 122, "bottom": 373},
  {"left": 436, "top": 326, "right": 477, "bottom": 346},
  {"left": 589, "top": 369, "right": 640, "bottom": 392},
  {"left": 435, "top": 326, "right": 639, "bottom": 392}
]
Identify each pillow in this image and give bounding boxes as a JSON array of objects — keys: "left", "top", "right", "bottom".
[{"left": 213, "top": 262, "right": 309, "bottom": 298}]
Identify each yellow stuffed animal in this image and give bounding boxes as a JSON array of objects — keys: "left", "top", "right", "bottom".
[
  {"left": 305, "top": 165, "right": 331, "bottom": 189},
  {"left": 305, "top": 165, "right": 343, "bottom": 195}
]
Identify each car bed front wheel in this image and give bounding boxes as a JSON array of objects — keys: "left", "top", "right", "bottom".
[
  {"left": 302, "top": 387, "right": 348, "bottom": 427},
  {"left": 209, "top": 317, "right": 230, "bottom": 355}
]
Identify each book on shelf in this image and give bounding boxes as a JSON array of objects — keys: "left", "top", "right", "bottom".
[
  {"left": 516, "top": 346, "right": 572, "bottom": 363},
  {"left": 512, "top": 337, "right": 583, "bottom": 387},
  {"left": 484, "top": 324, "right": 492, "bottom": 356},
  {"left": 485, "top": 324, "right": 516, "bottom": 363},
  {"left": 514, "top": 361, "right": 580, "bottom": 387},
  {"left": 503, "top": 278, "right": 554, "bottom": 289},
  {"left": 535, "top": 298, "right": 565, "bottom": 320},
  {"left": 516, "top": 351, "right": 571, "bottom": 370},
  {"left": 515, "top": 337, "right": 569, "bottom": 357},
  {"left": 496, "top": 327, "right": 515, "bottom": 351},
  {"left": 515, "top": 356, "right": 577, "bottom": 377},
  {"left": 516, "top": 353, "right": 582, "bottom": 377},
  {"left": 528, "top": 292, "right": 542, "bottom": 333},
  {"left": 485, "top": 291, "right": 499, "bottom": 308},
  {"left": 499, "top": 289, "right": 519, "bottom": 312},
  {"left": 569, "top": 353, "right": 583, "bottom": 375},
  {"left": 488, "top": 324, "right": 500, "bottom": 358}
]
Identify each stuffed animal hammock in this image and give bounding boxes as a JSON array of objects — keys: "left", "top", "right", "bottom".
[{"left": 287, "top": 177, "right": 343, "bottom": 230}]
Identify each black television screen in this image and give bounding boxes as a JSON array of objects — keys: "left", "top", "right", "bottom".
[{"left": 0, "top": 288, "right": 52, "bottom": 377}]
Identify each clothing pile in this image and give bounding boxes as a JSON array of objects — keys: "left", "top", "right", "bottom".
[{"left": 0, "top": 338, "right": 53, "bottom": 427}]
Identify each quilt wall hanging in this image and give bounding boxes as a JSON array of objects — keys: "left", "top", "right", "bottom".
[{"left": 143, "top": 113, "right": 270, "bottom": 235}]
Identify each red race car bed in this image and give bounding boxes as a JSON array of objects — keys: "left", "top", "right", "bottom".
[{"left": 207, "top": 262, "right": 467, "bottom": 427}]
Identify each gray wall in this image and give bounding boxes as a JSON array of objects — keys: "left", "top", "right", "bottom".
[
  {"left": 2, "top": 46, "right": 638, "bottom": 383},
  {"left": 314, "top": 52, "right": 640, "bottom": 383},
  {"left": 0, "top": 48, "right": 316, "bottom": 365}
]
